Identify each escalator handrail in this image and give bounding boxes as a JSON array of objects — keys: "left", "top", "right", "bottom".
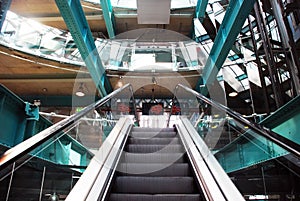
[
  {"left": 173, "top": 84, "right": 300, "bottom": 158},
  {"left": 129, "top": 84, "right": 139, "bottom": 126},
  {"left": 0, "top": 83, "right": 136, "bottom": 169},
  {"left": 66, "top": 117, "right": 132, "bottom": 201},
  {"left": 176, "top": 117, "right": 245, "bottom": 200}
]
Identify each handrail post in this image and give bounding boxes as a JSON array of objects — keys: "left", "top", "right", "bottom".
[
  {"left": 167, "top": 85, "right": 180, "bottom": 128},
  {"left": 129, "top": 85, "right": 139, "bottom": 126}
]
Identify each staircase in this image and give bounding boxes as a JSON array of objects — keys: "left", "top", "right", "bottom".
[{"left": 107, "top": 127, "right": 203, "bottom": 201}]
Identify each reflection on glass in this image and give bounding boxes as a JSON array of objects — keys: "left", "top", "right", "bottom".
[
  {"left": 0, "top": 85, "right": 136, "bottom": 201},
  {"left": 172, "top": 84, "right": 300, "bottom": 200}
]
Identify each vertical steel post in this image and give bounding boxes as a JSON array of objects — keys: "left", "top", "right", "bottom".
[
  {"left": 261, "top": 166, "right": 267, "bottom": 198},
  {"left": 270, "top": 0, "right": 300, "bottom": 96},
  {"left": 39, "top": 166, "right": 46, "bottom": 201},
  {"left": 5, "top": 162, "right": 15, "bottom": 201},
  {"left": 254, "top": 1, "right": 284, "bottom": 108},
  {"left": 247, "top": 16, "right": 270, "bottom": 114}
]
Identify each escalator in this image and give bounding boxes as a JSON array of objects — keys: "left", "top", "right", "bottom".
[
  {"left": 0, "top": 84, "right": 137, "bottom": 201},
  {"left": 1, "top": 83, "right": 300, "bottom": 200},
  {"left": 66, "top": 115, "right": 244, "bottom": 201},
  {"left": 108, "top": 127, "right": 202, "bottom": 201}
]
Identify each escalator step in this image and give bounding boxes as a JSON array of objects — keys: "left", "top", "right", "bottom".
[
  {"left": 109, "top": 193, "right": 201, "bottom": 201},
  {"left": 117, "top": 163, "right": 192, "bottom": 177},
  {"left": 130, "top": 132, "right": 177, "bottom": 138},
  {"left": 126, "top": 144, "right": 184, "bottom": 153},
  {"left": 121, "top": 152, "right": 186, "bottom": 163},
  {"left": 132, "top": 127, "right": 175, "bottom": 132},
  {"left": 128, "top": 137, "right": 180, "bottom": 145},
  {"left": 112, "top": 176, "right": 197, "bottom": 194}
]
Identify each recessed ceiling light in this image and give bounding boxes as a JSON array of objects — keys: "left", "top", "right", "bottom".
[
  {"left": 75, "top": 91, "right": 85, "bottom": 97},
  {"left": 76, "top": 83, "right": 85, "bottom": 97},
  {"left": 229, "top": 92, "right": 238, "bottom": 97}
]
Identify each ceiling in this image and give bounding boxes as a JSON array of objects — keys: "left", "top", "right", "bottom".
[
  {"left": 0, "top": 0, "right": 200, "bottom": 111},
  {"left": 8, "top": 0, "right": 195, "bottom": 37},
  {"left": 1, "top": 0, "right": 298, "bottom": 116}
]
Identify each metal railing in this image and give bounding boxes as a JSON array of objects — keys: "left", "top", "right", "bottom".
[{"left": 66, "top": 117, "right": 132, "bottom": 201}]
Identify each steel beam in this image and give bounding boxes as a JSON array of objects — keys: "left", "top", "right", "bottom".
[
  {"left": 196, "top": 0, "right": 256, "bottom": 95},
  {"left": 55, "top": 0, "right": 112, "bottom": 97},
  {"left": 253, "top": 2, "right": 283, "bottom": 108},
  {"left": 215, "top": 129, "right": 287, "bottom": 173},
  {"left": 0, "top": 0, "right": 12, "bottom": 31},
  {"left": 21, "top": 95, "right": 101, "bottom": 107},
  {"left": 247, "top": 16, "right": 270, "bottom": 114},
  {"left": 100, "top": 0, "right": 115, "bottom": 38},
  {"left": 240, "top": 15, "right": 274, "bottom": 35},
  {"left": 215, "top": 95, "right": 300, "bottom": 173},
  {"left": 195, "top": 0, "right": 209, "bottom": 22},
  {"left": 0, "top": 84, "right": 92, "bottom": 169}
]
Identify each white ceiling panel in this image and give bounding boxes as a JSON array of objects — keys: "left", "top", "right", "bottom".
[{"left": 137, "top": 0, "right": 171, "bottom": 24}]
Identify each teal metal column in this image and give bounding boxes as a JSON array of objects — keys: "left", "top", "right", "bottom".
[
  {"left": 196, "top": 0, "right": 256, "bottom": 95},
  {"left": 195, "top": 0, "right": 208, "bottom": 22},
  {"left": 100, "top": 0, "right": 115, "bottom": 38},
  {"left": 0, "top": 0, "right": 12, "bottom": 31},
  {"left": 55, "top": 0, "right": 112, "bottom": 97}
]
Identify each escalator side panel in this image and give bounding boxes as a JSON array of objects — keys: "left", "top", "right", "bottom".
[{"left": 177, "top": 117, "right": 245, "bottom": 201}]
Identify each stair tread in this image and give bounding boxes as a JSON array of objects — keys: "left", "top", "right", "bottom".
[
  {"left": 128, "top": 137, "right": 180, "bottom": 145},
  {"left": 121, "top": 152, "right": 186, "bottom": 163},
  {"left": 126, "top": 144, "right": 184, "bottom": 153},
  {"left": 109, "top": 193, "right": 201, "bottom": 201},
  {"left": 107, "top": 127, "right": 200, "bottom": 200},
  {"left": 130, "top": 132, "right": 177, "bottom": 138},
  {"left": 112, "top": 176, "right": 197, "bottom": 194},
  {"left": 132, "top": 127, "right": 175, "bottom": 132},
  {"left": 117, "top": 163, "right": 191, "bottom": 176}
]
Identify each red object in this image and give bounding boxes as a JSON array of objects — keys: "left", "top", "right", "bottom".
[
  {"left": 118, "top": 103, "right": 130, "bottom": 113},
  {"left": 172, "top": 105, "right": 181, "bottom": 114},
  {"left": 150, "top": 104, "right": 163, "bottom": 115}
]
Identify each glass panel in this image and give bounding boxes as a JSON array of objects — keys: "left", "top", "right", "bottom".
[
  {"left": 0, "top": 126, "right": 91, "bottom": 201},
  {"left": 95, "top": 35, "right": 207, "bottom": 72},
  {"left": 0, "top": 85, "right": 136, "bottom": 200},
  {"left": 1, "top": 11, "right": 84, "bottom": 65},
  {"left": 173, "top": 85, "right": 300, "bottom": 199}
]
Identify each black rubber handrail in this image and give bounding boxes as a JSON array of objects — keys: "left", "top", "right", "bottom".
[
  {"left": 0, "top": 83, "right": 137, "bottom": 170},
  {"left": 172, "top": 84, "right": 300, "bottom": 158}
]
